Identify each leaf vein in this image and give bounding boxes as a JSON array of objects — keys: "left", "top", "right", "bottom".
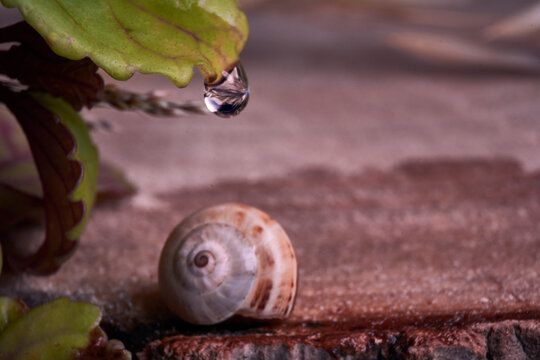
[
  {"left": 122, "top": 0, "right": 225, "bottom": 67},
  {"left": 106, "top": 1, "right": 193, "bottom": 63}
]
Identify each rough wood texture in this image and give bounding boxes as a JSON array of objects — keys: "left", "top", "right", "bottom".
[
  {"left": 141, "top": 320, "right": 540, "bottom": 359},
  {"left": 3, "top": 159, "right": 539, "bottom": 358},
  {"left": 133, "top": 159, "right": 540, "bottom": 359}
]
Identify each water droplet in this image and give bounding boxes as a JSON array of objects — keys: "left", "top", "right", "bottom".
[{"left": 204, "top": 62, "right": 249, "bottom": 117}]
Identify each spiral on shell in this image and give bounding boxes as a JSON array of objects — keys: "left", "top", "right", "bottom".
[{"left": 159, "top": 203, "right": 298, "bottom": 325}]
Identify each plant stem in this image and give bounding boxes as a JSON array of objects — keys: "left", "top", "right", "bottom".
[{"left": 100, "top": 85, "right": 209, "bottom": 117}]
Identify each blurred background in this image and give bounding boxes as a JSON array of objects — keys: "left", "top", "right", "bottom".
[{"left": 4, "top": 0, "right": 539, "bottom": 208}]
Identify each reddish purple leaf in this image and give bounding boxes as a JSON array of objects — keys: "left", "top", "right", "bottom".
[
  {"left": 0, "top": 87, "right": 93, "bottom": 274},
  {"left": 0, "top": 108, "right": 135, "bottom": 229},
  {"left": 0, "top": 22, "right": 104, "bottom": 111},
  {"left": 0, "top": 106, "right": 41, "bottom": 197},
  {"left": 0, "top": 184, "right": 42, "bottom": 231}
]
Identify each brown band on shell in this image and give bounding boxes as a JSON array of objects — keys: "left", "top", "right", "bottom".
[
  {"left": 234, "top": 210, "right": 246, "bottom": 225},
  {"left": 249, "top": 239, "right": 296, "bottom": 316},
  {"left": 255, "top": 278, "right": 274, "bottom": 311},
  {"left": 257, "top": 246, "right": 275, "bottom": 270},
  {"left": 249, "top": 247, "right": 277, "bottom": 311},
  {"left": 251, "top": 225, "right": 264, "bottom": 238},
  {"left": 284, "top": 277, "right": 296, "bottom": 315},
  {"left": 249, "top": 277, "right": 272, "bottom": 307},
  {"left": 276, "top": 238, "right": 298, "bottom": 316}
]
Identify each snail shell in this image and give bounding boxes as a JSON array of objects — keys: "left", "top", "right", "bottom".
[{"left": 158, "top": 203, "right": 298, "bottom": 325}]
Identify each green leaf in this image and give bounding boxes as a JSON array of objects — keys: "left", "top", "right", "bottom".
[
  {"left": 0, "top": 298, "right": 101, "bottom": 360},
  {"left": 0, "top": 297, "right": 132, "bottom": 359},
  {"left": 0, "top": 89, "right": 98, "bottom": 274},
  {"left": 1, "top": 0, "right": 249, "bottom": 86},
  {"left": 31, "top": 92, "right": 99, "bottom": 240},
  {"left": 0, "top": 297, "right": 28, "bottom": 333}
]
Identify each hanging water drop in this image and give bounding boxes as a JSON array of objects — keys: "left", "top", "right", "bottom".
[{"left": 204, "top": 62, "right": 249, "bottom": 118}]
